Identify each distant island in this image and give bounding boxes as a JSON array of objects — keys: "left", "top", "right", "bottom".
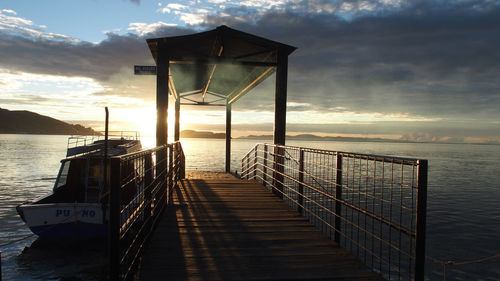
[
  {"left": 238, "top": 134, "right": 410, "bottom": 143},
  {"left": 178, "top": 132, "right": 405, "bottom": 142},
  {"left": 238, "top": 134, "right": 500, "bottom": 145},
  {"left": 0, "top": 108, "right": 98, "bottom": 135},
  {"left": 181, "top": 130, "right": 225, "bottom": 139}
]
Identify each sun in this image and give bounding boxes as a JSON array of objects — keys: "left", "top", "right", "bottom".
[
  {"left": 128, "top": 108, "right": 157, "bottom": 138},
  {"left": 116, "top": 105, "right": 227, "bottom": 143}
]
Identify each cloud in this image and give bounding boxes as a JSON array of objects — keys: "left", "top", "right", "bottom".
[
  {"left": 128, "top": 22, "right": 178, "bottom": 35},
  {"left": 0, "top": 9, "right": 44, "bottom": 38},
  {"left": 0, "top": 23, "right": 198, "bottom": 82},
  {"left": 159, "top": 3, "right": 190, "bottom": 13},
  {"left": 239, "top": 0, "right": 291, "bottom": 8},
  {"left": 1, "top": 9, "right": 17, "bottom": 15},
  {"left": 167, "top": 3, "right": 189, "bottom": 10},
  {"left": 174, "top": 11, "right": 206, "bottom": 25},
  {"left": 202, "top": 1, "right": 500, "bottom": 122},
  {"left": 0, "top": 9, "right": 79, "bottom": 42},
  {"left": 157, "top": 3, "right": 217, "bottom": 25}
]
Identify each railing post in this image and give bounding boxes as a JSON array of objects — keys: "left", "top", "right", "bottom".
[
  {"left": 177, "top": 142, "right": 185, "bottom": 179},
  {"left": 241, "top": 156, "right": 245, "bottom": 179},
  {"left": 263, "top": 145, "right": 268, "bottom": 185},
  {"left": 175, "top": 142, "right": 185, "bottom": 181},
  {"left": 144, "top": 154, "right": 153, "bottom": 229},
  {"left": 298, "top": 148, "right": 304, "bottom": 214},
  {"left": 334, "top": 153, "right": 342, "bottom": 244},
  {"left": 172, "top": 143, "right": 178, "bottom": 182},
  {"left": 246, "top": 155, "right": 250, "bottom": 180},
  {"left": 157, "top": 145, "right": 167, "bottom": 205},
  {"left": 273, "top": 146, "right": 284, "bottom": 199},
  {"left": 253, "top": 147, "right": 258, "bottom": 179},
  {"left": 182, "top": 147, "right": 186, "bottom": 179},
  {"left": 415, "top": 160, "right": 428, "bottom": 281},
  {"left": 168, "top": 145, "right": 174, "bottom": 205},
  {"left": 225, "top": 103, "right": 232, "bottom": 173},
  {"left": 1, "top": 250, "right": 2, "bottom": 281},
  {"left": 109, "top": 157, "right": 121, "bottom": 281}
]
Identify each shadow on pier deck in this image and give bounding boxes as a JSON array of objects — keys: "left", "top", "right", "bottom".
[{"left": 138, "top": 171, "right": 384, "bottom": 281}]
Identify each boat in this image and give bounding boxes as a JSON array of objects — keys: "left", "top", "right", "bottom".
[{"left": 16, "top": 132, "right": 142, "bottom": 239}]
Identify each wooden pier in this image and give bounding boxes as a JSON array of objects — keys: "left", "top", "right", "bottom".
[{"left": 138, "top": 171, "right": 384, "bottom": 281}]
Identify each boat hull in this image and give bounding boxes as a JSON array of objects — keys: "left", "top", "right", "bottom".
[{"left": 17, "top": 203, "right": 107, "bottom": 239}]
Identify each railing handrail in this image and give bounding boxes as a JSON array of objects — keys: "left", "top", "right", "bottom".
[
  {"left": 247, "top": 143, "right": 422, "bottom": 165},
  {"left": 117, "top": 143, "right": 173, "bottom": 161}
]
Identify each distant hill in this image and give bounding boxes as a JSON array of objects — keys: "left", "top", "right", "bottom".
[
  {"left": 0, "top": 108, "right": 99, "bottom": 135},
  {"left": 181, "top": 130, "right": 225, "bottom": 139},
  {"left": 238, "top": 134, "right": 410, "bottom": 143}
]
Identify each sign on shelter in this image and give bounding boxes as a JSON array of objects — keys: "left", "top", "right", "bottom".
[{"left": 134, "top": 65, "right": 156, "bottom": 75}]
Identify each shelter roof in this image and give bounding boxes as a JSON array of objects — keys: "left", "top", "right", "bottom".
[{"left": 146, "top": 25, "right": 296, "bottom": 105}]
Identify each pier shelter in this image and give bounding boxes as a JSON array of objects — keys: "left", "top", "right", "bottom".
[{"left": 146, "top": 25, "right": 296, "bottom": 172}]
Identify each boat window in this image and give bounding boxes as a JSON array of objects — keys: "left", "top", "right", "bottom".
[
  {"left": 85, "top": 159, "right": 103, "bottom": 202},
  {"left": 88, "top": 160, "right": 102, "bottom": 187},
  {"left": 54, "top": 161, "right": 70, "bottom": 190}
]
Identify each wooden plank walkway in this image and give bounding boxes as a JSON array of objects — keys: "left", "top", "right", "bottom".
[{"left": 139, "top": 172, "right": 384, "bottom": 281}]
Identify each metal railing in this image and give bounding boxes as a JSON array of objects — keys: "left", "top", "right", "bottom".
[
  {"left": 241, "top": 143, "right": 427, "bottom": 281},
  {"left": 67, "top": 132, "right": 141, "bottom": 157},
  {"left": 108, "top": 142, "right": 185, "bottom": 281},
  {"left": 68, "top": 131, "right": 140, "bottom": 149}
]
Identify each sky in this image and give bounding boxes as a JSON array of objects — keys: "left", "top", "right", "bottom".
[{"left": 0, "top": 0, "right": 499, "bottom": 143}]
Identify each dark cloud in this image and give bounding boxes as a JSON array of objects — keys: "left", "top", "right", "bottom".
[
  {"left": 0, "top": 26, "right": 196, "bottom": 82},
  {"left": 0, "top": 25, "right": 199, "bottom": 102},
  {"left": 0, "top": 95, "right": 60, "bottom": 105},
  {"left": 0, "top": 33, "right": 144, "bottom": 81},
  {"left": 203, "top": 1, "right": 500, "bottom": 121}
]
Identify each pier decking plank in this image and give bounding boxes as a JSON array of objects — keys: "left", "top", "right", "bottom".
[{"left": 139, "top": 172, "right": 383, "bottom": 281}]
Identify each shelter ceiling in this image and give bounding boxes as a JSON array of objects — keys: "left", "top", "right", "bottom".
[{"left": 147, "top": 25, "right": 296, "bottom": 105}]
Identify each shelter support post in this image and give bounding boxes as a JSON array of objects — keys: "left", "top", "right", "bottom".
[
  {"left": 156, "top": 53, "right": 169, "bottom": 147},
  {"left": 273, "top": 48, "right": 288, "bottom": 198},
  {"left": 174, "top": 97, "right": 180, "bottom": 141},
  {"left": 334, "top": 154, "right": 343, "bottom": 243},
  {"left": 225, "top": 102, "right": 232, "bottom": 173},
  {"left": 156, "top": 50, "right": 169, "bottom": 196},
  {"left": 273, "top": 48, "right": 288, "bottom": 145},
  {"left": 415, "top": 160, "right": 428, "bottom": 281}
]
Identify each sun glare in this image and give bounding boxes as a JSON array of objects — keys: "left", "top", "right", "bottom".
[
  {"left": 128, "top": 108, "right": 157, "bottom": 137},
  {"left": 119, "top": 106, "right": 226, "bottom": 140}
]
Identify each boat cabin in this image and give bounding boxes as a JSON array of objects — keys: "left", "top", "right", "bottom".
[{"left": 34, "top": 136, "right": 142, "bottom": 205}]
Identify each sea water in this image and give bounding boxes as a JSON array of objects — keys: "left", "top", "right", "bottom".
[{"left": 1, "top": 134, "right": 499, "bottom": 280}]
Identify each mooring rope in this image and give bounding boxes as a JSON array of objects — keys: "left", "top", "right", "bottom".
[{"left": 426, "top": 254, "right": 500, "bottom": 281}]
